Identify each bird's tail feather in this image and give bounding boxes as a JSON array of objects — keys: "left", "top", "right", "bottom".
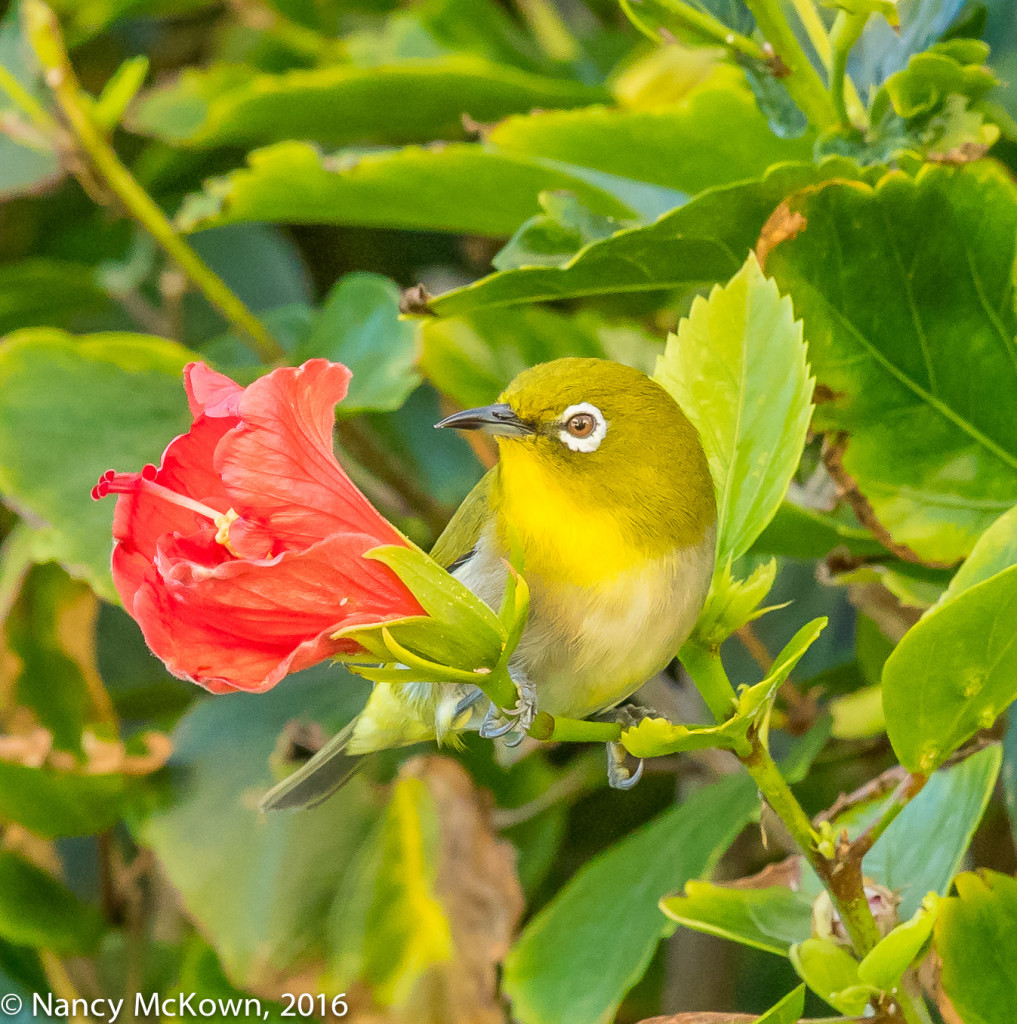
[{"left": 259, "top": 720, "right": 363, "bottom": 811}]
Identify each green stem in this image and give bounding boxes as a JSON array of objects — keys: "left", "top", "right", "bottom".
[
  {"left": 786, "top": 0, "right": 866, "bottom": 125},
  {"left": 530, "top": 713, "right": 622, "bottom": 744},
  {"left": 22, "top": 0, "right": 285, "bottom": 363},
  {"left": 742, "top": 0, "right": 838, "bottom": 128},
  {"left": 853, "top": 772, "right": 928, "bottom": 860},
  {"left": 514, "top": 0, "right": 580, "bottom": 62},
  {"left": 742, "top": 738, "right": 883, "bottom": 955},
  {"left": 679, "top": 641, "right": 736, "bottom": 724},
  {"left": 828, "top": 9, "right": 868, "bottom": 129},
  {"left": 0, "top": 59, "right": 57, "bottom": 130},
  {"left": 620, "top": 0, "right": 766, "bottom": 61}
]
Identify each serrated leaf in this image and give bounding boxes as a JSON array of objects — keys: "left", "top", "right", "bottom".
[
  {"left": 656, "top": 254, "right": 814, "bottom": 570},
  {"left": 129, "top": 57, "right": 606, "bottom": 149},
  {"left": 0, "top": 329, "right": 197, "bottom": 600},
  {"left": 486, "top": 87, "right": 814, "bottom": 196},
  {"left": 429, "top": 158, "right": 868, "bottom": 315},
  {"left": 766, "top": 162, "right": 1017, "bottom": 564},
  {"left": 690, "top": 558, "right": 778, "bottom": 647},
  {"left": 883, "top": 563, "right": 1017, "bottom": 771},
  {"left": 503, "top": 773, "right": 757, "bottom": 1024},
  {"left": 935, "top": 871, "right": 1017, "bottom": 1024},
  {"left": 176, "top": 141, "right": 634, "bottom": 238},
  {"left": 420, "top": 305, "right": 662, "bottom": 410}
]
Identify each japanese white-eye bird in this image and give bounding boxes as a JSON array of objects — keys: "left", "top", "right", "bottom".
[{"left": 262, "top": 357, "right": 716, "bottom": 810}]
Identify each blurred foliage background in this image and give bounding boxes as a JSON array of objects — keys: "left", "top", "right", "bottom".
[{"left": 2, "top": 0, "right": 1017, "bottom": 1021}]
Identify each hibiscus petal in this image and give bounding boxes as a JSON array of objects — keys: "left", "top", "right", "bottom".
[
  {"left": 215, "top": 359, "right": 402, "bottom": 549},
  {"left": 131, "top": 532, "right": 423, "bottom": 692},
  {"left": 184, "top": 362, "right": 245, "bottom": 419}
]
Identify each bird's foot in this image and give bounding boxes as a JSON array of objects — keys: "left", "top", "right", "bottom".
[
  {"left": 606, "top": 740, "right": 644, "bottom": 791},
  {"left": 479, "top": 675, "right": 538, "bottom": 745},
  {"left": 599, "top": 700, "right": 659, "bottom": 730}
]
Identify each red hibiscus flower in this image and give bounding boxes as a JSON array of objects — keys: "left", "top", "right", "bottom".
[{"left": 92, "top": 359, "right": 424, "bottom": 693}]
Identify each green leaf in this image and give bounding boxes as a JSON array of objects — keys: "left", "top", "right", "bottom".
[
  {"left": 0, "top": 851, "right": 105, "bottom": 955},
  {"left": 0, "top": 329, "right": 196, "bottom": 600},
  {"left": 655, "top": 253, "right": 814, "bottom": 569},
  {"left": 765, "top": 162, "right": 1017, "bottom": 564},
  {"left": 938, "top": 504, "right": 1017, "bottom": 606},
  {"left": 756, "top": 985, "right": 806, "bottom": 1024},
  {"left": 7, "top": 564, "right": 93, "bottom": 755},
  {"left": 487, "top": 86, "right": 814, "bottom": 196},
  {"left": 690, "top": 557, "right": 777, "bottom": 647},
  {"left": 628, "top": 619, "right": 825, "bottom": 757},
  {"left": 93, "top": 54, "right": 149, "bottom": 130},
  {"left": 883, "top": 561, "right": 1017, "bottom": 771},
  {"left": 136, "top": 666, "right": 380, "bottom": 987},
  {"left": 503, "top": 773, "right": 757, "bottom": 1024},
  {"left": 297, "top": 273, "right": 420, "bottom": 414},
  {"left": 619, "top": 0, "right": 756, "bottom": 49},
  {"left": 0, "top": 259, "right": 111, "bottom": 335},
  {"left": 848, "top": 0, "right": 969, "bottom": 88},
  {"left": 0, "top": 760, "right": 133, "bottom": 838},
  {"left": 420, "top": 305, "right": 662, "bottom": 411},
  {"left": 750, "top": 501, "right": 884, "bottom": 560},
  {"left": 0, "top": 5, "right": 61, "bottom": 199},
  {"left": 176, "top": 141, "right": 635, "bottom": 238},
  {"left": 492, "top": 191, "right": 630, "bottom": 272},
  {"left": 788, "top": 937, "right": 870, "bottom": 1015},
  {"left": 857, "top": 892, "right": 939, "bottom": 990},
  {"left": 329, "top": 776, "right": 452, "bottom": 1002},
  {"left": 859, "top": 744, "right": 1001, "bottom": 918},
  {"left": 935, "top": 870, "right": 1017, "bottom": 1024},
  {"left": 129, "top": 57, "right": 606, "bottom": 149},
  {"left": 428, "top": 158, "right": 867, "bottom": 316},
  {"left": 661, "top": 867, "right": 817, "bottom": 956}
]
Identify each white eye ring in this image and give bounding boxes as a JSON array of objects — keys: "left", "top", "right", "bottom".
[{"left": 558, "top": 402, "right": 607, "bottom": 453}]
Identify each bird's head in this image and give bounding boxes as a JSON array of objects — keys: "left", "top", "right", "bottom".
[{"left": 436, "top": 358, "right": 717, "bottom": 551}]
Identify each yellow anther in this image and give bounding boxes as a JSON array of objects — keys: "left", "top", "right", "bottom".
[{"left": 214, "top": 508, "right": 241, "bottom": 557}]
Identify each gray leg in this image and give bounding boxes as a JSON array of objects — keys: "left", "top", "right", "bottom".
[
  {"left": 607, "top": 741, "right": 644, "bottom": 791},
  {"left": 478, "top": 671, "right": 538, "bottom": 742}
]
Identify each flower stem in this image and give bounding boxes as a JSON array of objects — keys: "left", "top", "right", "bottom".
[
  {"left": 21, "top": 0, "right": 285, "bottom": 363},
  {"left": 829, "top": 9, "right": 869, "bottom": 129},
  {"left": 742, "top": 0, "right": 838, "bottom": 127}
]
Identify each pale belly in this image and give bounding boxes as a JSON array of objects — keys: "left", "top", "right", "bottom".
[{"left": 454, "top": 527, "right": 715, "bottom": 719}]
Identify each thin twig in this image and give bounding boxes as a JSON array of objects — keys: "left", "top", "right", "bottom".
[{"left": 22, "top": 0, "right": 285, "bottom": 362}]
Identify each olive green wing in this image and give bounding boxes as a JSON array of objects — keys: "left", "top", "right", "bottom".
[{"left": 429, "top": 468, "right": 495, "bottom": 571}]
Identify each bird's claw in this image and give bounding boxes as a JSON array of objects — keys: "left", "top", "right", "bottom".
[
  {"left": 607, "top": 740, "right": 644, "bottom": 791},
  {"left": 479, "top": 676, "right": 537, "bottom": 744}
]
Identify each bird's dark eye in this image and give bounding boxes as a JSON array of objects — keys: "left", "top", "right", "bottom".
[{"left": 566, "top": 413, "right": 596, "bottom": 438}]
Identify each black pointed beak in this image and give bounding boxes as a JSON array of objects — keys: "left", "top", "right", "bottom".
[{"left": 434, "top": 403, "right": 534, "bottom": 437}]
